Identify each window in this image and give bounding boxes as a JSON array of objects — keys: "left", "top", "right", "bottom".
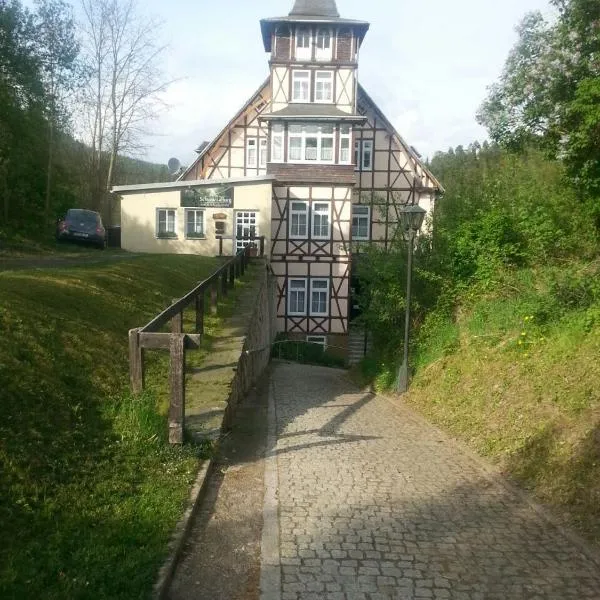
[
  {"left": 292, "top": 70, "right": 311, "bottom": 102},
  {"left": 312, "top": 202, "right": 330, "bottom": 239},
  {"left": 296, "top": 27, "right": 311, "bottom": 60},
  {"left": 352, "top": 205, "right": 370, "bottom": 240},
  {"left": 310, "top": 279, "right": 329, "bottom": 316},
  {"left": 260, "top": 138, "right": 267, "bottom": 168},
  {"left": 156, "top": 208, "right": 177, "bottom": 238},
  {"left": 236, "top": 211, "right": 259, "bottom": 252},
  {"left": 271, "top": 124, "right": 284, "bottom": 162},
  {"left": 185, "top": 209, "right": 205, "bottom": 239},
  {"left": 306, "top": 335, "right": 327, "bottom": 349},
  {"left": 247, "top": 138, "right": 257, "bottom": 168},
  {"left": 315, "top": 27, "right": 332, "bottom": 61},
  {"left": 315, "top": 71, "right": 333, "bottom": 103},
  {"left": 288, "top": 124, "right": 335, "bottom": 163},
  {"left": 354, "top": 139, "right": 374, "bottom": 171},
  {"left": 289, "top": 201, "right": 309, "bottom": 239},
  {"left": 362, "top": 140, "right": 373, "bottom": 170},
  {"left": 288, "top": 278, "right": 307, "bottom": 315},
  {"left": 339, "top": 125, "right": 352, "bottom": 164}
]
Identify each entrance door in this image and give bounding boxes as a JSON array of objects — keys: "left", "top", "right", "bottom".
[{"left": 235, "top": 211, "right": 259, "bottom": 253}]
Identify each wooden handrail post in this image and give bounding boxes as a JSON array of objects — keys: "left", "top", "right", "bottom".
[
  {"left": 240, "top": 251, "right": 246, "bottom": 276},
  {"left": 260, "top": 236, "right": 265, "bottom": 257},
  {"left": 171, "top": 299, "right": 183, "bottom": 334},
  {"left": 168, "top": 334, "right": 186, "bottom": 445},
  {"left": 195, "top": 293, "right": 205, "bottom": 334},
  {"left": 128, "top": 328, "right": 144, "bottom": 394},
  {"left": 221, "top": 271, "right": 228, "bottom": 297},
  {"left": 229, "top": 263, "right": 235, "bottom": 288},
  {"left": 210, "top": 282, "right": 218, "bottom": 314}
]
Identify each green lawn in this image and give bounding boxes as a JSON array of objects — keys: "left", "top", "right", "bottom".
[{"left": 0, "top": 254, "right": 250, "bottom": 599}]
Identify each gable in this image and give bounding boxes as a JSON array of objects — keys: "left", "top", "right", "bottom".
[
  {"left": 356, "top": 84, "right": 443, "bottom": 193},
  {"left": 179, "top": 79, "right": 272, "bottom": 182}
]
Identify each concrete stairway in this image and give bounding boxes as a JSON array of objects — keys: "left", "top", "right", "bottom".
[{"left": 348, "top": 327, "right": 371, "bottom": 366}]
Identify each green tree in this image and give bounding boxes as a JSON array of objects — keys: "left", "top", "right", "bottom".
[
  {"left": 33, "top": 0, "right": 80, "bottom": 224},
  {"left": 478, "top": 0, "right": 600, "bottom": 195}
]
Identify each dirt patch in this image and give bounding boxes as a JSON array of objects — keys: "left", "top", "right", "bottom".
[{"left": 167, "top": 373, "right": 269, "bottom": 600}]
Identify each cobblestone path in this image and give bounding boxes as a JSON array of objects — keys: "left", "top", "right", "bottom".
[{"left": 262, "top": 363, "right": 600, "bottom": 600}]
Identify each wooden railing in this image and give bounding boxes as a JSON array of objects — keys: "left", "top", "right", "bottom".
[{"left": 128, "top": 238, "right": 265, "bottom": 444}]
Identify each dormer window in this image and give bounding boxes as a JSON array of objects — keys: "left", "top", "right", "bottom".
[
  {"left": 316, "top": 27, "right": 333, "bottom": 61},
  {"left": 296, "top": 27, "right": 311, "bottom": 61}
]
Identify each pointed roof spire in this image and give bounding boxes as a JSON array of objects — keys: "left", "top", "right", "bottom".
[{"left": 289, "top": 0, "right": 340, "bottom": 18}]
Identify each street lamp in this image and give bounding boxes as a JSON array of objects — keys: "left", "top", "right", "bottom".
[{"left": 396, "top": 204, "right": 427, "bottom": 393}]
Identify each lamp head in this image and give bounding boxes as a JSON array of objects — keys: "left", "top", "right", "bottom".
[{"left": 399, "top": 204, "right": 427, "bottom": 233}]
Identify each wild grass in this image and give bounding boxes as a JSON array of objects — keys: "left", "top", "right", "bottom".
[
  {"left": 404, "top": 261, "right": 600, "bottom": 546},
  {"left": 0, "top": 254, "right": 247, "bottom": 599}
]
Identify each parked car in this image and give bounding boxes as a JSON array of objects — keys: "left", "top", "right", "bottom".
[{"left": 56, "top": 209, "right": 107, "bottom": 249}]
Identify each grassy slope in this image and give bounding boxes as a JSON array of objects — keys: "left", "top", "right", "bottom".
[
  {"left": 0, "top": 255, "right": 246, "bottom": 599},
  {"left": 404, "top": 261, "right": 600, "bottom": 546}
]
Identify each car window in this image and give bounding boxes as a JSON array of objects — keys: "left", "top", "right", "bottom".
[{"left": 67, "top": 210, "right": 98, "bottom": 224}]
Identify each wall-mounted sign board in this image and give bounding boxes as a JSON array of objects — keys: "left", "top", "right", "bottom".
[{"left": 181, "top": 186, "right": 234, "bottom": 208}]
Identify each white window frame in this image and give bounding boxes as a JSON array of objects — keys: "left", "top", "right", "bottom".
[
  {"left": 315, "top": 71, "right": 334, "bottom": 103},
  {"left": 295, "top": 27, "right": 311, "bottom": 61},
  {"left": 288, "top": 278, "right": 308, "bottom": 316},
  {"left": 352, "top": 205, "right": 370, "bottom": 241},
  {"left": 271, "top": 123, "right": 284, "bottom": 163},
  {"left": 247, "top": 137, "right": 257, "bottom": 168},
  {"left": 156, "top": 208, "right": 177, "bottom": 239},
  {"left": 288, "top": 124, "right": 335, "bottom": 164},
  {"left": 354, "top": 139, "right": 374, "bottom": 171},
  {"left": 259, "top": 138, "right": 267, "bottom": 168},
  {"left": 315, "top": 27, "right": 333, "bottom": 61},
  {"left": 292, "top": 70, "right": 311, "bottom": 102},
  {"left": 339, "top": 125, "right": 352, "bottom": 164},
  {"left": 306, "top": 335, "right": 327, "bottom": 349},
  {"left": 311, "top": 202, "right": 331, "bottom": 240},
  {"left": 235, "top": 211, "right": 259, "bottom": 253},
  {"left": 289, "top": 200, "right": 309, "bottom": 239},
  {"left": 362, "top": 139, "right": 374, "bottom": 171},
  {"left": 310, "top": 278, "right": 330, "bottom": 316},
  {"left": 185, "top": 208, "right": 205, "bottom": 239}
]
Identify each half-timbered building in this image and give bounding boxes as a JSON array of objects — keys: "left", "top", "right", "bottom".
[{"left": 115, "top": 0, "right": 442, "bottom": 359}]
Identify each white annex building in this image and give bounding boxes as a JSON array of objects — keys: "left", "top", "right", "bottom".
[{"left": 114, "top": 0, "right": 443, "bottom": 359}]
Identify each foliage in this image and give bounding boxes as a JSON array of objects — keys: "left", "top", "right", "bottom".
[
  {"left": 405, "top": 262, "right": 600, "bottom": 546},
  {"left": 478, "top": 0, "right": 600, "bottom": 194},
  {"left": 272, "top": 335, "right": 346, "bottom": 368},
  {"left": 355, "top": 142, "right": 599, "bottom": 389},
  {"left": 79, "top": 0, "right": 171, "bottom": 205},
  {"left": 0, "top": 255, "right": 223, "bottom": 598},
  {"left": 0, "top": 0, "right": 170, "bottom": 240}
]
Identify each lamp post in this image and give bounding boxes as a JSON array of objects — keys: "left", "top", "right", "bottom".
[{"left": 397, "top": 204, "right": 427, "bottom": 393}]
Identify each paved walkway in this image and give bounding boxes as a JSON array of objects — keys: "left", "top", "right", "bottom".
[{"left": 262, "top": 363, "right": 600, "bottom": 600}]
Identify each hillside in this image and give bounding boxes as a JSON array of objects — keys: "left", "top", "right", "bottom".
[
  {"left": 0, "top": 255, "right": 250, "bottom": 598},
  {"left": 405, "top": 261, "right": 600, "bottom": 546}
]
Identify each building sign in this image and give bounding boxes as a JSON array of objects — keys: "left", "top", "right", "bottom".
[{"left": 181, "top": 186, "right": 233, "bottom": 208}]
